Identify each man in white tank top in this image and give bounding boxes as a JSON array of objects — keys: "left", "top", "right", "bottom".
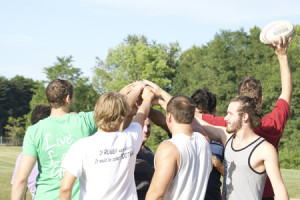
[
  {"left": 144, "top": 87, "right": 212, "bottom": 200},
  {"left": 195, "top": 96, "right": 289, "bottom": 200}
]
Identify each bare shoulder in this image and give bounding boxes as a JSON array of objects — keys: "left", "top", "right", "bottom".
[
  {"left": 156, "top": 141, "right": 179, "bottom": 160},
  {"left": 254, "top": 140, "right": 277, "bottom": 159}
]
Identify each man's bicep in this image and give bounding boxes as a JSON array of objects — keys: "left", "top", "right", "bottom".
[
  {"left": 264, "top": 144, "right": 284, "bottom": 186},
  {"left": 16, "top": 155, "right": 37, "bottom": 180},
  {"left": 148, "top": 142, "right": 178, "bottom": 197}
]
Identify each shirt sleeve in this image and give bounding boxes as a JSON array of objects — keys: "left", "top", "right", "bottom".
[
  {"left": 22, "top": 126, "right": 38, "bottom": 157},
  {"left": 202, "top": 114, "right": 227, "bottom": 127},
  {"left": 124, "top": 122, "right": 143, "bottom": 154},
  {"left": 257, "top": 98, "right": 290, "bottom": 138},
  {"left": 61, "top": 140, "right": 84, "bottom": 178},
  {"left": 78, "top": 111, "right": 98, "bottom": 135}
]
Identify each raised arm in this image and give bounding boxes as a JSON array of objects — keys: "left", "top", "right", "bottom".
[
  {"left": 143, "top": 80, "right": 172, "bottom": 110},
  {"left": 149, "top": 107, "right": 171, "bottom": 138},
  {"left": 132, "top": 87, "right": 154, "bottom": 127},
  {"left": 273, "top": 36, "right": 293, "bottom": 105},
  {"left": 194, "top": 112, "right": 229, "bottom": 146},
  {"left": 11, "top": 155, "right": 36, "bottom": 200},
  {"left": 121, "top": 81, "right": 145, "bottom": 108}
]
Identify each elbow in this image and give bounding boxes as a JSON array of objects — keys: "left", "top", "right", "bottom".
[
  {"left": 146, "top": 191, "right": 164, "bottom": 200},
  {"left": 59, "top": 187, "right": 72, "bottom": 200}
]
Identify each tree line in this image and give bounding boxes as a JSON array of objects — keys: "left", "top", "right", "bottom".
[{"left": 1, "top": 25, "right": 299, "bottom": 169}]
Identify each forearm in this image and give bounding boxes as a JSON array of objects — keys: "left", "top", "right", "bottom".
[
  {"left": 278, "top": 54, "right": 292, "bottom": 105},
  {"left": 274, "top": 183, "right": 289, "bottom": 200},
  {"left": 120, "top": 115, "right": 133, "bottom": 131},
  {"left": 137, "top": 98, "right": 152, "bottom": 119},
  {"left": 212, "top": 156, "right": 224, "bottom": 176},
  {"left": 194, "top": 113, "right": 226, "bottom": 145},
  {"left": 145, "top": 191, "right": 164, "bottom": 200},
  {"left": 149, "top": 108, "right": 171, "bottom": 137},
  {"left": 11, "top": 179, "right": 27, "bottom": 200}
]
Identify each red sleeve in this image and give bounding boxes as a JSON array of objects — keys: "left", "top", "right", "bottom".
[
  {"left": 202, "top": 114, "right": 227, "bottom": 127},
  {"left": 255, "top": 98, "right": 290, "bottom": 142}
]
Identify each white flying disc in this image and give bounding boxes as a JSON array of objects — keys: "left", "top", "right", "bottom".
[{"left": 260, "top": 20, "right": 295, "bottom": 44}]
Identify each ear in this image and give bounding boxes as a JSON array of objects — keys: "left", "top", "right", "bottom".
[
  {"left": 258, "top": 95, "right": 263, "bottom": 107},
  {"left": 65, "top": 95, "right": 70, "bottom": 104},
  {"left": 243, "top": 113, "right": 249, "bottom": 123},
  {"left": 166, "top": 113, "right": 172, "bottom": 123}
]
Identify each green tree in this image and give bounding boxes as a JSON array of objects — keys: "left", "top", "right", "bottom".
[
  {"left": 43, "top": 56, "right": 82, "bottom": 85},
  {"left": 92, "top": 34, "right": 181, "bottom": 92},
  {"left": 28, "top": 55, "right": 98, "bottom": 125},
  {"left": 4, "top": 116, "right": 25, "bottom": 145},
  {"left": 0, "top": 76, "right": 36, "bottom": 136},
  {"left": 92, "top": 35, "right": 181, "bottom": 151},
  {"left": 171, "top": 25, "right": 300, "bottom": 168},
  {"left": 73, "top": 78, "right": 99, "bottom": 112}
]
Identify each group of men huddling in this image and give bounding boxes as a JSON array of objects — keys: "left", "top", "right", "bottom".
[{"left": 12, "top": 36, "right": 292, "bottom": 200}]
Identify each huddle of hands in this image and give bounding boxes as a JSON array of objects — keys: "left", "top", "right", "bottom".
[{"left": 119, "top": 80, "right": 167, "bottom": 111}]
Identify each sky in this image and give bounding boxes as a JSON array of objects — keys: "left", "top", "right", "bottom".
[{"left": 1, "top": 0, "right": 299, "bottom": 81}]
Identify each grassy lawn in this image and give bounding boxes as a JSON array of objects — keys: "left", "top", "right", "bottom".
[
  {"left": 1, "top": 146, "right": 299, "bottom": 199},
  {"left": 0, "top": 146, "right": 31, "bottom": 200}
]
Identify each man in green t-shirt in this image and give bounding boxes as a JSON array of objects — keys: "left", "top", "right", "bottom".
[{"left": 11, "top": 79, "right": 98, "bottom": 200}]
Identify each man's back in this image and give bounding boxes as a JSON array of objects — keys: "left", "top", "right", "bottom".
[
  {"left": 62, "top": 122, "right": 143, "bottom": 200},
  {"left": 163, "top": 132, "right": 212, "bottom": 200},
  {"left": 22, "top": 112, "right": 97, "bottom": 200}
]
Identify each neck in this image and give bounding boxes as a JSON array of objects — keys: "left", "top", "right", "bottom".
[
  {"left": 170, "top": 123, "right": 194, "bottom": 137},
  {"left": 140, "top": 143, "right": 145, "bottom": 151},
  {"left": 98, "top": 128, "right": 115, "bottom": 133},
  {"left": 234, "top": 126, "right": 258, "bottom": 142},
  {"left": 50, "top": 107, "right": 68, "bottom": 117}
]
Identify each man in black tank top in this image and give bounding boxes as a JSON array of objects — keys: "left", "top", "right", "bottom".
[{"left": 195, "top": 96, "right": 289, "bottom": 200}]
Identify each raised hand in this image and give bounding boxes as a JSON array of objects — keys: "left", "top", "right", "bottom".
[
  {"left": 142, "top": 86, "right": 155, "bottom": 101},
  {"left": 143, "top": 80, "right": 163, "bottom": 96},
  {"left": 119, "top": 82, "right": 137, "bottom": 95},
  {"left": 272, "top": 36, "right": 291, "bottom": 56}
]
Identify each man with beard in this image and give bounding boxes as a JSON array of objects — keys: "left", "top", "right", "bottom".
[
  {"left": 196, "top": 96, "right": 289, "bottom": 200},
  {"left": 199, "top": 36, "right": 292, "bottom": 200}
]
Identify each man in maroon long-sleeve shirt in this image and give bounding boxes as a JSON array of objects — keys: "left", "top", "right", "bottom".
[{"left": 200, "top": 36, "right": 292, "bottom": 200}]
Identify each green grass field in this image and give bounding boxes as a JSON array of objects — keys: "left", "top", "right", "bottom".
[{"left": 1, "top": 146, "right": 299, "bottom": 199}]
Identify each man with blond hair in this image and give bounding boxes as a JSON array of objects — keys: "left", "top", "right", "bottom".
[{"left": 60, "top": 87, "right": 154, "bottom": 200}]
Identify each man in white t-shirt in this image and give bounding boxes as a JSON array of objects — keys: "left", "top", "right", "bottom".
[
  {"left": 59, "top": 86, "right": 154, "bottom": 200},
  {"left": 144, "top": 80, "right": 212, "bottom": 200}
]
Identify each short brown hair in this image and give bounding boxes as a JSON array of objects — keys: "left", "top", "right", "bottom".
[
  {"left": 31, "top": 104, "right": 51, "bottom": 125},
  {"left": 166, "top": 95, "right": 196, "bottom": 124},
  {"left": 238, "top": 76, "right": 262, "bottom": 105},
  {"left": 231, "top": 96, "right": 263, "bottom": 129},
  {"left": 94, "top": 92, "right": 130, "bottom": 132},
  {"left": 46, "top": 79, "right": 73, "bottom": 108}
]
